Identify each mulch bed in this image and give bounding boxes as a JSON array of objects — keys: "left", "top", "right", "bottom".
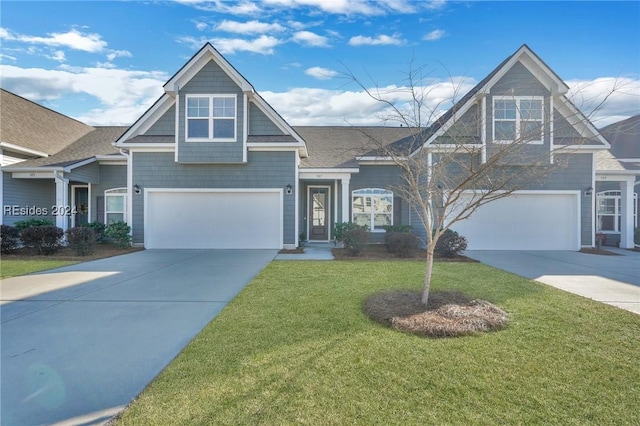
[
  {"left": 2, "top": 244, "right": 143, "bottom": 262},
  {"left": 278, "top": 247, "right": 305, "bottom": 254},
  {"left": 364, "top": 290, "right": 509, "bottom": 338},
  {"left": 332, "top": 244, "right": 478, "bottom": 262},
  {"left": 579, "top": 248, "right": 620, "bottom": 256}
]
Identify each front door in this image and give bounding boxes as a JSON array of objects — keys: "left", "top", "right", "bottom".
[
  {"left": 309, "top": 187, "right": 329, "bottom": 241},
  {"left": 73, "top": 186, "right": 89, "bottom": 227}
]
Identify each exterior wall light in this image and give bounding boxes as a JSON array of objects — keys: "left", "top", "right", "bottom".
[
  {"left": 134, "top": 184, "right": 141, "bottom": 195},
  {"left": 584, "top": 186, "right": 593, "bottom": 197},
  {"left": 286, "top": 184, "right": 293, "bottom": 194}
]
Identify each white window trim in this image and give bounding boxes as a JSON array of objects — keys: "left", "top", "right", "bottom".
[
  {"left": 596, "top": 190, "right": 638, "bottom": 233},
  {"left": 493, "top": 96, "right": 544, "bottom": 145},
  {"left": 351, "top": 188, "right": 393, "bottom": 232},
  {"left": 185, "top": 94, "right": 237, "bottom": 142},
  {"left": 105, "top": 187, "right": 128, "bottom": 224}
]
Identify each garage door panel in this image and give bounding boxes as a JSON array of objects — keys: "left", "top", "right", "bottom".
[
  {"left": 451, "top": 193, "right": 579, "bottom": 250},
  {"left": 146, "top": 191, "right": 282, "bottom": 249}
]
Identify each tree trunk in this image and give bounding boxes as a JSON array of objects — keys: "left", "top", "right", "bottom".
[{"left": 421, "top": 247, "right": 435, "bottom": 305}]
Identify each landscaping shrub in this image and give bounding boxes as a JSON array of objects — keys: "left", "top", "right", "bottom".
[
  {"left": 386, "top": 232, "right": 419, "bottom": 257},
  {"left": 14, "top": 218, "right": 54, "bottom": 231},
  {"left": 20, "top": 225, "right": 63, "bottom": 255},
  {"left": 105, "top": 221, "right": 132, "bottom": 249},
  {"left": 382, "top": 224, "right": 413, "bottom": 233},
  {"left": 66, "top": 227, "right": 97, "bottom": 256},
  {"left": 81, "top": 222, "right": 107, "bottom": 243},
  {"left": 435, "top": 229, "right": 468, "bottom": 257},
  {"left": 1, "top": 225, "right": 21, "bottom": 253},
  {"left": 333, "top": 222, "right": 370, "bottom": 256}
]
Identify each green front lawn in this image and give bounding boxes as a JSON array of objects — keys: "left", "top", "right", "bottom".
[
  {"left": 116, "top": 261, "right": 640, "bottom": 425},
  {"left": 0, "top": 259, "right": 77, "bottom": 279}
]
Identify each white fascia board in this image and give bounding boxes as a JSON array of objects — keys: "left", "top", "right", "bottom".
[
  {"left": 480, "top": 46, "right": 568, "bottom": 96},
  {"left": 596, "top": 171, "right": 640, "bottom": 179},
  {"left": 122, "top": 144, "right": 176, "bottom": 152},
  {"left": 299, "top": 169, "right": 358, "bottom": 180},
  {"left": 115, "top": 94, "right": 174, "bottom": 146},
  {"left": 166, "top": 45, "right": 254, "bottom": 94},
  {"left": 0, "top": 142, "right": 49, "bottom": 158},
  {"left": 554, "top": 97, "right": 610, "bottom": 148},
  {"left": 249, "top": 93, "right": 309, "bottom": 157},
  {"left": 11, "top": 170, "right": 57, "bottom": 178}
]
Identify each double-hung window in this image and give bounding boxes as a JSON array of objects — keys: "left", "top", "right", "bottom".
[
  {"left": 186, "top": 94, "right": 236, "bottom": 141},
  {"left": 596, "top": 190, "right": 638, "bottom": 232},
  {"left": 352, "top": 188, "right": 393, "bottom": 231},
  {"left": 494, "top": 96, "right": 543, "bottom": 143},
  {"left": 104, "top": 188, "right": 127, "bottom": 224}
]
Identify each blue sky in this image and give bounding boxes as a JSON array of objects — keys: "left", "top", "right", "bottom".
[{"left": 1, "top": 0, "right": 639, "bottom": 127}]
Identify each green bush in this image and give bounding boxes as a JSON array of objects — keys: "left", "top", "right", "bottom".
[
  {"left": 1, "top": 225, "right": 21, "bottom": 253},
  {"left": 15, "top": 218, "right": 54, "bottom": 231},
  {"left": 66, "top": 227, "right": 97, "bottom": 256},
  {"left": 435, "top": 229, "right": 468, "bottom": 258},
  {"left": 20, "top": 225, "right": 63, "bottom": 255},
  {"left": 81, "top": 222, "right": 107, "bottom": 243},
  {"left": 382, "top": 224, "right": 413, "bottom": 233},
  {"left": 105, "top": 221, "right": 132, "bottom": 249},
  {"left": 386, "top": 232, "right": 419, "bottom": 257},
  {"left": 333, "top": 222, "right": 370, "bottom": 256}
]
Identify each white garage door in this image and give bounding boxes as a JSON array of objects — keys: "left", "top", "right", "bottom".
[
  {"left": 145, "top": 189, "right": 282, "bottom": 249},
  {"left": 451, "top": 192, "right": 580, "bottom": 250}
]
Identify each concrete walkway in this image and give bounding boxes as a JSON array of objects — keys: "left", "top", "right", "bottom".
[
  {"left": 466, "top": 249, "right": 640, "bottom": 315},
  {"left": 1, "top": 249, "right": 276, "bottom": 426},
  {"left": 275, "top": 242, "right": 335, "bottom": 260}
]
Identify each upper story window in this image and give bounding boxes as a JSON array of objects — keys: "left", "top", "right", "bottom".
[
  {"left": 352, "top": 188, "right": 393, "bottom": 231},
  {"left": 186, "top": 94, "right": 236, "bottom": 141},
  {"left": 493, "top": 96, "right": 543, "bottom": 144}
]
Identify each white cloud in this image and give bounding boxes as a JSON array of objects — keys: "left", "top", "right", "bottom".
[
  {"left": 0, "top": 64, "right": 167, "bottom": 125},
  {"left": 106, "top": 49, "right": 132, "bottom": 61},
  {"left": 349, "top": 33, "right": 405, "bottom": 46},
  {"left": 292, "top": 31, "right": 330, "bottom": 47},
  {"left": 216, "top": 19, "right": 286, "bottom": 34},
  {"left": 567, "top": 77, "right": 640, "bottom": 128},
  {"left": 423, "top": 29, "right": 446, "bottom": 41},
  {"left": 195, "top": 21, "right": 208, "bottom": 31},
  {"left": 177, "top": 35, "right": 282, "bottom": 54},
  {"left": 47, "top": 50, "right": 66, "bottom": 62},
  {"left": 262, "top": 0, "right": 418, "bottom": 15},
  {"left": 0, "top": 28, "right": 107, "bottom": 53},
  {"left": 305, "top": 66, "right": 338, "bottom": 80},
  {"left": 173, "top": 0, "right": 261, "bottom": 14}
]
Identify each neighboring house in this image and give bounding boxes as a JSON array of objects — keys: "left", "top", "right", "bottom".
[
  {"left": 595, "top": 115, "right": 640, "bottom": 247},
  {"left": 2, "top": 44, "right": 618, "bottom": 250}
]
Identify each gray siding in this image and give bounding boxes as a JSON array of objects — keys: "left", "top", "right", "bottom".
[
  {"left": 435, "top": 104, "right": 480, "bottom": 144},
  {"left": 349, "top": 165, "right": 411, "bottom": 243},
  {"left": 131, "top": 151, "right": 296, "bottom": 245},
  {"left": 2, "top": 174, "right": 56, "bottom": 225},
  {"left": 177, "top": 61, "right": 245, "bottom": 163},
  {"left": 145, "top": 105, "right": 176, "bottom": 136},
  {"left": 67, "top": 162, "right": 100, "bottom": 183},
  {"left": 91, "top": 165, "right": 127, "bottom": 223},
  {"left": 249, "top": 103, "right": 284, "bottom": 136},
  {"left": 411, "top": 152, "right": 595, "bottom": 247}
]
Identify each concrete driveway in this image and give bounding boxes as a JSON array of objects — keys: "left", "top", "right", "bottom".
[
  {"left": 466, "top": 249, "right": 640, "bottom": 315},
  {"left": 1, "top": 249, "right": 276, "bottom": 426}
]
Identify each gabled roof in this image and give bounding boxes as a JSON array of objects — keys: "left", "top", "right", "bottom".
[
  {"left": 407, "top": 44, "right": 607, "bottom": 151},
  {"left": 115, "top": 43, "right": 307, "bottom": 155},
  {"left": 3, "top": 126, "right": 127, "bottom": 170},
  {"left": 599, "top": 114, "right": 640, "bottom": 159},
  {"left": 295, "top": 126, "right": 414, "bottom": 168},
  {"left": 0, "top": 88, "right": 93, "bottom": 156}
]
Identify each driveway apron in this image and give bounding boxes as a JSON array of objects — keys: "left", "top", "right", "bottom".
[
  {"left": 467, "top": 250, "right": 640, "bottom": 315},
  {"left": 1, "top": 249, "right": 276, "bottom": 426}
]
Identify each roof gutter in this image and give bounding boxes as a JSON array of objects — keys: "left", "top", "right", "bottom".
[{"left": 0, "top": 142, "right": 49, "bottom": 158}]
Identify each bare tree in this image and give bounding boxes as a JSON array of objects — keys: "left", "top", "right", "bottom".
[{"left": 346, "top": 62, "right": 615, "bottom": 305}]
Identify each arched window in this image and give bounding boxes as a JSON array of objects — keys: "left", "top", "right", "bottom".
[
  {"left": 352, "top": 188, "right": 393, "bottom": 231},
  {"left": 105, "top": 188, "right": 127, "bottom": 224},
  {"left": 596, "top": 190, "right": 637, "bottom": 232}
]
